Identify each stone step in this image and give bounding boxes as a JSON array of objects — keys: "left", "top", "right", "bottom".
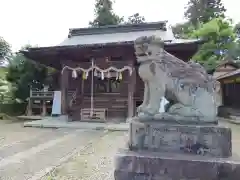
[
  {"left": 129, "top": 119, "right": 232, "bottom": 158},
  {"left": 82, "top": 101, "right": 127, "bottom": 105},
  {"left": 114, "top": 149, "right": 240, "bottom": 180},
  {"left": 80, "top": 103, "right": 127, "bottom": 107}
]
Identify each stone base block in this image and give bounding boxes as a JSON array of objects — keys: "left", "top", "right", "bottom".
[
  {"left": 114, "top": 149, "right": 240, "bottom": 180},
  {"left": 129, "top": 119, "right": 232, "bottom": 157}
]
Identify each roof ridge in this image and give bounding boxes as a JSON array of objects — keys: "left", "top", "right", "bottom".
[
  {"left": 68, "top": 21, "right": 167, "bottom": 37},
  {"left": 215, "top": 58, "right": 239, "bottom": 69}
]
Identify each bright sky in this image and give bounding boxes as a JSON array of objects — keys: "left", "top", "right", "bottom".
[{"left": 0, "top": 0, "right": 239, "bottom": 51}]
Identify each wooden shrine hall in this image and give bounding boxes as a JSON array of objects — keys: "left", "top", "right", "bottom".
[{"left": 21, "top": 21, "right": 202, "bottom": 122}]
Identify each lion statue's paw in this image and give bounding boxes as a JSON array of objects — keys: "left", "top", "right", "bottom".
[
  {"left": 137, "top": 105, "right": 145, "bottom": 114},
  {"left": 142, "top": 106, "right": 159, "bottom": 116}
]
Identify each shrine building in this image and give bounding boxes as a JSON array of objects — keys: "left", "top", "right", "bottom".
[{"left": 21, "top": 21, "right": 202, "bottom": 122}]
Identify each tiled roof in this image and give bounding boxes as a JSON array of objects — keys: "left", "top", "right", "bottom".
[
  {"left": 215, "top": 59, "right": 239, "bottom": 69},
  {"left": 58, "top": 21, "right": 200, "bottom": 47},
  {"left": 216, "top": 69, "right": 240, "bottom": 80},
  {"left": 59, "top": 29, "right": 173, "bottom": 46}
]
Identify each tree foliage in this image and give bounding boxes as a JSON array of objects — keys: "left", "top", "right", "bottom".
[
  {"left": 0, "top": 67, "right": 12, "bottom": 103},
  {"left": 89, "top": 0, "right": 123, "bottom": 27},
  {"left": 6, "top": 46, "right": 49, "bottom": 102},
  {"left": 191, "top": 18, "right": 236, "bottom": 69},
  {"left": 0, "top": 37, "right": 11, "bottom": 65},
  {"left": 234, "top": 22, "right": 240, "bottom": 39},
  {"left": 0, "top": 37, "right": 12, "bottom": 103},
  {"left": 184, "top": 0, "right": 226, "bottom": 26},
  {"left": 171, "top": 0, "right": 239, "bottom": 69},
  {"left": 126, "top": 13, "right": 145, "bottom": 24},
  {"left": 90, "top": 0, "right": 145, "bottom": 27},
  {"left": 172, "top": 22, "right": 196, "bottom": 38},
  {"left": 174, "top": 0, "right": 226, "bottom": 39}
]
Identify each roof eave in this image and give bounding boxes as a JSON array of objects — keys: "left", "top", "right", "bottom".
[{"left": 23, "top": 39, "right": 202, "bottom": 52}]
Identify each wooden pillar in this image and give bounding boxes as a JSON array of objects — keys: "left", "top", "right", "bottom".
[
  {"left": 128, "top": 66, "right": 136, "bottom": 118},
  {"left": 42, "top": 100, "right": 47, "bottom": 116},
  {"left": 81, "top": 77, "right": 85, "bottom": 96},
  {"left": 219, "top": 82, "right": 223, "bottom": 106},
  {"left": 27, "top": 89, "right": 32, "bottom": 116},
  {"left": 27, "top": 98, "right": 32, "bottom": 116},
  {"left": 61, "top": 65, "right": 69, "bottom": 115}
]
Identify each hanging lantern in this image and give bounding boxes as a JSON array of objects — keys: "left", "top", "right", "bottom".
[
  {"left": 119, "top": 72, "right": 123, "bottom": 80},
  {"left": 72, "top": 70, "right": 78, "bottom": 78}
]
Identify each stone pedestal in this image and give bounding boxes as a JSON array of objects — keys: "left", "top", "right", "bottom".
[
  {"left": 129, "top": 120, "right": 232, "bottom": 157},
  {"left": 114, "top": 118, "right": 240, "bottom": 180}
]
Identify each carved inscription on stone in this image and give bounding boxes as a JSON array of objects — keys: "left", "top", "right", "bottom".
[{"left": 130, "top": 120, "right": 231, "bottom": 157}]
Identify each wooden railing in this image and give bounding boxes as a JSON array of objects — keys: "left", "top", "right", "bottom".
[
  {"left": 30, "top": 90, "right": 74, "bottom": 98},
  {"left": 30, "top": 91, "right": 54, "bottom": 98}
]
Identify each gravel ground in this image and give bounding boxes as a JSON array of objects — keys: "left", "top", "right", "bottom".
[
  {"left": 220, "top": 121, "right": 240, "bottom": 156},
  {"left": 1, "top": 120, "right": 240, "bottom": 180},
  {"left": 0, "top": 121, "right": 106, "bottom": 180},
  {"left": 42, "top": 131, "right": 127, "bottom": 180},
  {"left": 0, "top": 122, "right": 53, "bottom": 148},
  {"left": 42, "top": 122, "right": 240, "bottom": 180}
]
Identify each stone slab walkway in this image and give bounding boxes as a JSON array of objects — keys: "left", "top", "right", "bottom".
[
  {"left": 23, "top": 117, "right": 129, "bottom": 131},
  {"left": 0, "top": 121, "right": 107, "bottom": 180}
]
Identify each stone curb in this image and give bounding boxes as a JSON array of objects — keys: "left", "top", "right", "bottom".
[
  {"left": 220, "top": 118, "right": 240, "bottom": 125},
  {"left": 226, "top": 120, "right": 240, "bottom": 125},
  {"left": 23, "top": 122, "right": 129, "bottom": 131}
]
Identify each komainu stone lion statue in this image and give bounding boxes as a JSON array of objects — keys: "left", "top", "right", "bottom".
[{"left": 134, "top": 35, "right": 219, "bottom": 123}]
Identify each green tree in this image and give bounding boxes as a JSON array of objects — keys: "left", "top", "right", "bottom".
[
  {"left": 191, "top": 18, "right": 236, "bottom": 69},
  {"left": 0, "top": 67, "right": 12, "bottom": 103},
  {"left": 0, "top": 37, "right": 11, "bottom": 65},
  {"left": 172, "top": 22, "right": 196, "bottom": 38},
  {"left": 0, "top": 37, "right": 12, "bottom": 103},
  {"left": 89, "top": 0, "right": 123, "bottom": 27},
  {"left": 228, "top": 42, "right": 240, "bottom": 60},
  {"left": 6, "top": 46, "right": 49, "bottom": 102},
  {"left": 126, "top": 13, "right": 145, "bottom": 24},
  {"left": 184, "top": 0, "right": 226, "bottom": 26},
  {"left": 234, "top": 22, "right": 240, "bottom": 39}
]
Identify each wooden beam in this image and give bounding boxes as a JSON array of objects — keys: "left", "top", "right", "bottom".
[
  {"left": 61, "top": 63, "right": 69, "bottom": 115},
  {"left": 128, "top": 63, "right": 136, "bottom": 118}
]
